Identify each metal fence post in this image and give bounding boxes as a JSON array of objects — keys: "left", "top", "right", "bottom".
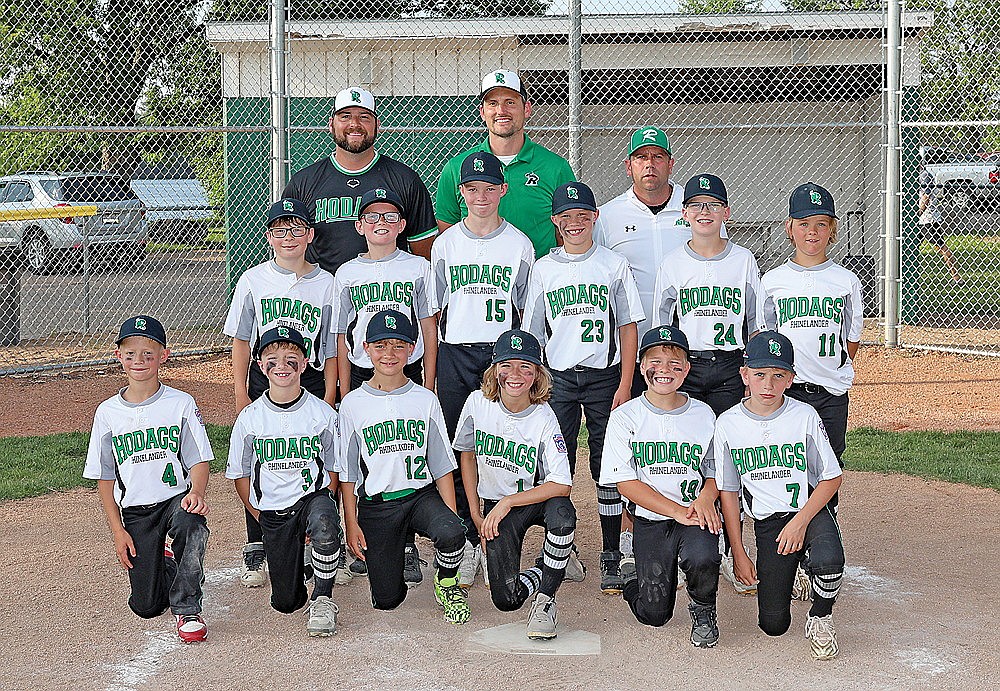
[
  {"left": 883, "top": 0, "right": 902, "bottom": 347},
  {"left": 269, "top": 0, "right": 289, "bottom": 202},
  {"left": 568, "top": 0, "right": 582, "bottom": 177}
]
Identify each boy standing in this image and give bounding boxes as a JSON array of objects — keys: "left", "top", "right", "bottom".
[
  {"left": 522, "top": 181, "right": 644, "bottom": 594},
  {"left": 226, "top": 326, "right": 343, "bottom": 637},
  {"left": 84, "top": 315, "right": 213, "bottom": 643},
  {"left": 431, "top": 151, "right": 535, "bottom": 586},
  {"left": 224, "top": 197, "right": 338, "bottom": 588},
  {"left": 339, "top": 310, "right": 471, "bottom": 624},
  {"left": 600, "top": 325, "right": 722, "bottom": 647},
  {"left": 715, "top": 331, "right": 846, "bottom": 660}
]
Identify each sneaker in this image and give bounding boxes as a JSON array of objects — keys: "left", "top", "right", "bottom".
[
  {"left": 792, "top": 564, "right": 812, "bottom": 602},
  {"left": 404, "top": 544, "right": 426, "bottom": 588},
  {"left": 688, "top": 603, "right": 720, "bottom": 648},
  {"left": 306, "top": 596, "right": 338, "bottom": 637},
  {"left": 334, "top": 546, "right": 353, "bottom": 586},
  {"left": 526, "top": 593, "right": 558, "bottom": 640},
  {"left": 720, "top": 554, "right": 756, "bottom": 596},
  {"left": 677, "top": 566, "right": 686, "bottom": 591},
  {"left": 600, "top": 550, "right": 624, "bottom": 594},
  {"left": 458, "top": 541, "right": 478, "bottom": 589},
  {"left": 805, "top": 614, "right": 839, "bottom": 660},
  {"left": 563, "top": 545, "right": 587, "bottom": 583},
  {"left": 176, "top": 614, "right": 207, "bottom": 643},
  {"left": 349, "top": 557, "right": 368, "bottom": 578},
  {"left": 620, "top": 555, "right": 636, "bottom": 585},
  {"left": 434, "top": 574, "right": 470, "bottom": 624},
  {"left": 303, "top": 543, "right": 314, "bottom": 583},
  {"left": 619, "top": 530, "right": 633, "bottom": 558},
  {"left": 241, "top": 542, "right": 266, "bottom": 588}
]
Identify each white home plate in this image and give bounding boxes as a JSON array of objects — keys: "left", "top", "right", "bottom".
[{"left": 466, "top": 623, "right": 601, "bottom": 656}]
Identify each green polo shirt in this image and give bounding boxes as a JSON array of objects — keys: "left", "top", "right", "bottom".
[{"left": 436, "top": 136, "right": 576, "bottom": 258}]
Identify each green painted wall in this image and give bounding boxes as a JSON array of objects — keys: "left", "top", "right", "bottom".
[{"left": 900, "top": 85, "right": 921, "bottom": 324}]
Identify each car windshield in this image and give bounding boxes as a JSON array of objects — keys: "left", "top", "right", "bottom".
[{"left": 61, "top": 176, "right": 139, "bottom": 202}]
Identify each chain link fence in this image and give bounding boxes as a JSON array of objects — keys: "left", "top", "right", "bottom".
[{"left": 0, "top": 1, "right": 996, "bottom": 373}]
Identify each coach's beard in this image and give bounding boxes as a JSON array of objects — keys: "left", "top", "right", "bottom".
[{"left": 335, "top": 131, "right": 376, "bottom": 154}]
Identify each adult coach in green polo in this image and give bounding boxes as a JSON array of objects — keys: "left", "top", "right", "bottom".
[{"left": 436, "top": 70, "right": 576, "bottom": 258}]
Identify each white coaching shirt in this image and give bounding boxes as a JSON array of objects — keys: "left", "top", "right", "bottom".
[
  {"left": 84, "top": 385, "right": 214, "bottom": 508},
  {"left": 761, "top": 260, "right": 864, "bottom": 396},
  {"left": 333, "top": 249, "right": 436, "bottom": 368},
  {"left": 653, "top": 242, "right": 763, "bottom": 352},
  {"left": 453, "top": 391, "right": 572, "bottom": 501},
  {"left": 600, "top": 394, "right": 717, "bottom": 521},
  {"left": 715, "top": 397, "right": 842, "bottom": 520},
  {"left": 522, "top": 244, "right": 645, "bottom": 371},
  {"left": 338, "top": 381, "right": 455, "bottom": 498},
  {"left": 226, "top": 391, "right": 339, "bottom": 511},
  {"left": 224, "top": 260, "right": 337, "bottom": 369},
  {"left": 431, "top": 221, "right": 534, "bottom": 345}
]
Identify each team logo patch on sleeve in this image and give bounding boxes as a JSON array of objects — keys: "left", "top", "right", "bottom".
[
  {"left": 818, "top": 420, "right": 829, "bottom": 441},
  {"left": 194, "top": 408, "right": 204, "bottom": 425},
  {"left": 553, "top": 433, "right": 567, "bottom": 453}
]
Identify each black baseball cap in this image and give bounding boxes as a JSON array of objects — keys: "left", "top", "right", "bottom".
[
  {"left": 683, "top": 174, "right": 728, "bottom": 205},
  {"left": 551, "top": 182, "right": 597, "bottom": 215},
  {"left": 744, "top": 330, "right": 795, "bottom": 373},
  {"left": 117, "top": 315, "right": 167, "bottom": 347},
  {"left": 266, "top": 198, "right": 310, "bottom": 227},
  {"left": 365, "top": 309, "right": 415, "bottom": 344},
  {"left": 492, "top": 329, "right": 543, "bottom": 366},
  {"left": 257, "top": 325, "right": 308, "bottom": 357},
  {"left": 358, "top": 187, "right": 405, "bottom": 216},
  {"left": 789, "top": 182, "right": 838, "bottom": 220},
  {"left": 460, "top": 152, "right": 505, "bottom": 186},
  {"left": 639, "top": 325, "right": 690, "bottom": 359}
]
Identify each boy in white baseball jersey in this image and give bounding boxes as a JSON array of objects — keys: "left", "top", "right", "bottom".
[
  {"left": 455, "top": 330, "right": 584, "bottom": 640},
  {"left": 339, "top": 310, "right": 471, "bottom": 624},
  {"left": 431, "top": 151, "right": 535, "bottom": 586},
  {"left": 84, "top": 315, "right": 213, "bottom": 643},
  {"left": 224, "top": 198, "right": 337, "bottom": 587},
  {"left": 716, "top": 331, "right": 845, "bottom": 660},
  {"left": 523, "top": 181, "right": 644, "bottom": 595},
  {"left": 227, "top": 326, "right": 343, "bottom": 637},
  {"left": 601, "top": 325, "right": 722, "bottom": 648}
]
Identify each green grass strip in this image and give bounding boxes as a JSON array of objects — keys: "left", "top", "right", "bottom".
[{"left": 1, "top": 426, "right": 997, "bottom": 502}]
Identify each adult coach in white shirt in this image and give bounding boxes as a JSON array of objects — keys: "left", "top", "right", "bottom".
[{"left": 594, "top": 127, "right": 692, "bottom": 397}]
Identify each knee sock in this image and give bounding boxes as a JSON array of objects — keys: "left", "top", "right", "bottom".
[
  {"left": 540, "top": 528, "right": 574, "bottom": 596},
  {"left": 435, "top": 542, "right": 464, "bottom": 580},
  {"left": 519, "top": 566, "right": 542, "bottom": 601},
  {"left": 597, "top": 485, "right": 623, "bottom": 552},
  {"left": 808, "top": 570, "right": 842, "bottom": 618},
  {"left": 310, "top": 542, "right": 340, "bottom": 599}
]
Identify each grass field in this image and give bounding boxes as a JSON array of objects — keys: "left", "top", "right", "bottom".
[
  {"left": 917, "top": 234, "right": 1000, "bottom": 316},
  {"left": 2, "top": 425, "right": 997, "bottom": 502}
]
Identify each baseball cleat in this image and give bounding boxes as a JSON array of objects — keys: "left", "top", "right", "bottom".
[
  {"left": 176, "top": 614, "right": 207, "bottom": 643},
  {"left": 404, "top": 543, "right": 426, "bottom": 588},
  {"left": 526, "top": 593, "right": 558, "bottom": 640},
  {"left": 688, "top": 603, "right": 719, "bottom": 648},
  {"left": 563, "top": 544, "right": 587, "bottom": 583},
  {"left": 792, "top": 564, "right": 812, "bottom": 602},
  {"left": 334, "top": 545, "right": 353, "bottom": 585},
  {"left": 349, "top": 557, "right": 368, "bottom": 578},
  {"left": 458, "top": 540, "right": 478, "bottom": 589},
  {"left": 805, "top": 614, "right": 838, "bottom": 660},
  {"left": 620, "top": 555, "right": 636, "bottom": 585},
  {"left": 600, "top": 550, "right": 624, "bottom": 594},
  {"left": 241, "top": 542, "right": 267, "bottom": 588},
  {"left": 164, "top": 541, "right": 175, "bottom": 561},
  {"left": 434, "top": 574, "right": 470, "bottom": 624},
  {"left": 619, "top": 530, "right": 633, "bottom": 559},
  {"left": 720, "top": 554, "right": 756, "bottom": 596},
  {"left": 306, "top": 596, "right": 339, "bottom": 637}
]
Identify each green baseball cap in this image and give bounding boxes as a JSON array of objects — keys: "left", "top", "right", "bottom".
[{"left": 628, "top": 127, "right": 671, "bottom": 157}]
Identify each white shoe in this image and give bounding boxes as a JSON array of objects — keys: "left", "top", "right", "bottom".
[
  {"left": 307, "top": 596, "right": 338, "bottom": 637},
  {"left": 792, "top": 564, "right": 812, "bottom": 602},
  {"left": 720, "top": 554, "right": 756, "bottom": 596},
  {"left": 241, "top": 542, "right": 266, "bottom": 588},
  {"left": 805, "top": 614, "right": 838, "bottom": 660},
  {"left": 526, "top": 593, "right": 558, "bottom": 640},
  {"left": 458, "top": 540, "right": 478, "bottom": 589},
  {"left": 334, "top": 545, "right": 354, "bottom": 586},
  {"left": 619, "top": 530, "right": 633, "bottom": 558},
  {"left": 563, "top": 545, "right": 587, "bottom": 583}
]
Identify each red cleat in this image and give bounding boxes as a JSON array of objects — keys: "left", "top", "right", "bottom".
[{"left": 176, "top": 614, "right": 207, "bottom": 643}]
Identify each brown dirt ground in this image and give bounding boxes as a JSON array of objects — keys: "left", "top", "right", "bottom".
[{"left": 1, "top": 347, "right": 998, "bottom": 689}]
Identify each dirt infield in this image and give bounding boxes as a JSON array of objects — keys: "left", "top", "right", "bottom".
[{"left": 1, "top": 347, "right": 998, "bottom": 689}]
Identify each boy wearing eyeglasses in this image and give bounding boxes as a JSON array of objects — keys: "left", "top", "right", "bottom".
[
  {"left": 224, "top": 197, "right": 339, "bottom": 587},
  {"left": 651, "top": 174, "right": 765, "bottom": 595}
]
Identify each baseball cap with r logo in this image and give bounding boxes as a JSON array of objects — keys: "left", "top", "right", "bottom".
[{"left": 628, "top": 127, "right": 671, "bottom": 156}]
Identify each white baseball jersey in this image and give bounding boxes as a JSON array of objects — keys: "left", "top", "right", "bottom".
[
  {"left": 522, "top": 244, "right": 645, "bottom": 370},
  {"left": 226, "top": 391, "right": 339, "bottom": 511},
  {"left": 599, "top": 394, "right": 717, "bottom": 521},
  {"left": 431, "top": 221, "right": 534, "bottom": 345},
  {"left": 84, "top": 385, "right": 214, "bottom": 508},
  {"left": 453, "top": 391, "right": 572, "bottom": 501},
  {"left": 339, "top": 380, "right": 455, "bottom": 498},
  {"left": 224, "top": 260, "right": 337, "bottom": 369},
  {"left": 715, "top": 397, "right": 842, "bottom": 520},
  {"left": 653, "top": 242, "right": 763, "bottom": 352},
  {"left": 333, "top": 249, "right": 436, "bottom": 368},
  {"left": 761, "top": 260, "right": 864, "bottom": 396}
]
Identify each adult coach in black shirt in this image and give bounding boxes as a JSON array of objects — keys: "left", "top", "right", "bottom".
[{"left": 282, "top": 86, "right": 438, "bottom": 275}]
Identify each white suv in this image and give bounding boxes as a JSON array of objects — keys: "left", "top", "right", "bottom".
[{"left": 0, "top": 172, "right": 148, "bottom": 274}]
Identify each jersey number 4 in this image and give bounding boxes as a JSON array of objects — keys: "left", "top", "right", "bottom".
[{"left": 161, "top": 463, "right": 178, "bottom": 487}]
